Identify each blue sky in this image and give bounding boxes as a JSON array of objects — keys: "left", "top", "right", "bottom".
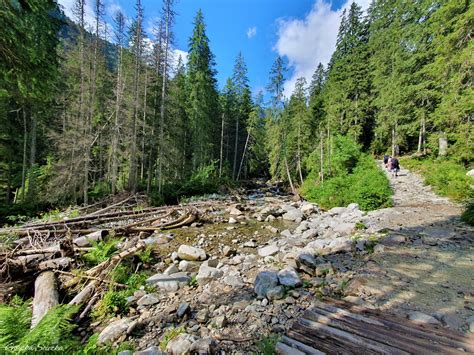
[{"left": 59, "top": 0, "right": 370, "bottom": 96}]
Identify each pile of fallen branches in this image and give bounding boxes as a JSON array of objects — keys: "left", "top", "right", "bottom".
[{"left": 0, "top": 196, "right": 232, "bottom": 326}]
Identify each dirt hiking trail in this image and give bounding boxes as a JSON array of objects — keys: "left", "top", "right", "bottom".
[{"left": 351, "top": 162, "right": 474, "bottom": 331}]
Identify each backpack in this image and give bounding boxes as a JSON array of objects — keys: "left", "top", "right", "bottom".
[{"left": 392, "top": 158, "right": 399, "bottom": 169}]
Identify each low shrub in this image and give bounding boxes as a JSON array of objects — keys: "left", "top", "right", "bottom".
[
  {"left": 461, "top": 201, "right": 474, "bottom": 226},
  {"left": 301, "top": 154, "right": 392, "bottom": 211},
  {"left": 402, "top": 157, "right": 473, "bottom": 202}
]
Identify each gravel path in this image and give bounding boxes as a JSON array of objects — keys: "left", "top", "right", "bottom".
[{"left": 355, "top": 162, "right": 474, "bottom": 331}]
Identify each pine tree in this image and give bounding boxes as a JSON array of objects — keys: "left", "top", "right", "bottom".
[{"left": 187, "top": 9, "right": 220, "bottom": 169}]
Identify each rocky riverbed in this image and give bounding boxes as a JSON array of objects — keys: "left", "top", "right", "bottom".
[{"left": 95, "top": 166, "right": 474, "bottom": 354}]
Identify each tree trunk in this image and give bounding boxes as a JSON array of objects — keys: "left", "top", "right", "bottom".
[
  {"left": 320, "top": 129, "right": 324, "bottom": 184},
  {"left": 141, "top": 68, "right": 148, "bottom": 181},
  {"left": 21, "top": 108, "right": 27, "bottom": 201},
  {"left": 128, "top": 2, "right": 143, "bottom": 192},
  {"left": 27, "top": 113, "right": 37, "bottom": 200},
  {"left": 31, "top": 272, "right": 58, "bottom": 328},
  {"left": 233, "top": 115, "right": 239, "bottom": 180},
  {"left": 219, "top": 113, "right": 225, "bottom": 177},
  {"left": 285, "top": 156, "right": 296, "bottom": 195},
  {"left": 237, "top": 131, "right": 250, "bottom": 181}
]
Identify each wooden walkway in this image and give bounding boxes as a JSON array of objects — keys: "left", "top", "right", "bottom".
[{"left": 277, "top": 301, "right": 474, "bottom": 354}]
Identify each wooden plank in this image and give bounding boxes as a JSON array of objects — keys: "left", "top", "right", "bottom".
[
  {"left": 280, "top": 335, "right": 326, "bottom": 355},
  {"left": 295, "top": 317, "right": 408, "bottom": 354},
  {"left": 312, "top": 301, "right": 474, "bottom": 352},
  {"left": 306, "top": 308, "right": 465, "bottom": 355},
  {"left": 287, "top": 329, "right": 353, "bottom": 355}
]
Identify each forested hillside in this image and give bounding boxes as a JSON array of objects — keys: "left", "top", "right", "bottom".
[{"left": 0, "top": 0, "right": 472, "bottom": 216}]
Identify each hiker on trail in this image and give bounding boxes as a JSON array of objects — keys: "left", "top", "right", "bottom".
[
  {"left": 386, "top": 156, "right": 392, "bottom": 170},
  {"left": 390, "top": 156, "right": 400, "bottom": 177},
  {"left": 383, "top": 154, "right": 390, "bottom": 168}
]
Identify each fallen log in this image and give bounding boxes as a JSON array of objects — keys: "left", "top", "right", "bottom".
[
  {"left": 82, "top": 194, "right": 134, "bottom": 217},
  {"left": 74, "top": 230, "right": 108, "bottom": 247},
  {"left": 31, "top": 271, "right": 59, "bottom": 328},
  {"left": 69, "top": 281, "right": 97, "bottom": 305},
  {"left": 38, "top": 257, "right": 73, "bottom": 271}
]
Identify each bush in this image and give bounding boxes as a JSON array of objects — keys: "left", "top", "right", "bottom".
[
  {"left": 301, "top": 140, "right": 392, "bottom": 211},
  {"left": 461, "top": 202, "right": 474, "bottom": 226},
  {"left": 402, "top": 157, "right": 473, "bottom": 202}
]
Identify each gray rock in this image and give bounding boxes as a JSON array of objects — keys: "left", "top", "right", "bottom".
[
  {"left": 302, "top": 228, "right": 318, "bottom": 239},
  {"left": 328, "top": 237, "right": 353, "bottom": 253},
  {"left": 222, "top": 246, "right": 235, "bottom": 257},
  {"left": 301, "top": 203, "right": 318, "bottom": 214},
  {"left": 98, "top": 317, "right": 137, "bottom": 345},
  {"left": 177, "top": 303, "right": 190, "bottom": 318},
  {"left": 164, "top": 264, "right": 179, "bottom": 275},
  {"left": 280, "top": 229, "right": 292, "bottom": 238},
  {"left": 178, "top": 260, "right": 200, "bottom": 272},
  {"left": 196, "top": 261, "right": 224, "bottom": 285},
  {"left": 166, "top": 333, "right": 198, "bottom": 354},
  {"left": 228, "top": 217, "right": 238, "bottom": 224},
  {"left": 278, "top": 267, "right": 302, "bottom": 287},
  {"left": 213, "top": 315, "right": 227, "bottom": 328},
  {"left": 177, "top": 245, "right": 206, "bottom": 261},
  {"left": 133, "top": 346, "right": 163, "bottom": 355},
  {"left": 254, "top": 271, "right": 279, "bottom": 298},
  {"left": 243, "top": 241, "right": 257, "bottom": 248},
  {"left": 266, "top": 286, "right": 285, "bottom": 300},
  {"left": 332, "top": 223, "right": 355, "bottom": 236},
  {"left": 223, "top": 275, "right": 244, "bottom": 288},
  {"left": 298, "top": 253, "right": 317, "bottom": 268},
  {"left": 195, "top": 309, "right": 209, "bottom": 323},
  {"left": 328, "top": 207, "right": 347, "bottom": 216},
  {"left": 347, "top": 203, "right": 359, "bottom": 211},
  {"left": 282, "top": 209, "right": 303, "bottom": 221},
  {"left": 408, "top": 311, "right": 441, "bottom": 325},
  {"left": 467, "top": 169, "right": 474, "bottom": 178},
  {"left": 137, "top": 294, "right": 160, "bottom": 306},
  {"left": 258, "top": 244, "right": 279, "bottom": 257},
  {"left": 190, "top": 337, "right": 214, "bottom": 354},
  {"left": 146, "top": 272, "right": 191, "bottom": 292},
  {"left": 229, "top": 207, "right": 243, "bottom": 215},
  {"left": 119, "top": 351, "right": 132, "bottom": 355}
]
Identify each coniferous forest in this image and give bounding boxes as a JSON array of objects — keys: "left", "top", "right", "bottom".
[
  {"left": 0, "top": 0, "right": 472, "bottom": 214},
  {"left": 1, "top": 1, "right": 474, "bottom": 353}
]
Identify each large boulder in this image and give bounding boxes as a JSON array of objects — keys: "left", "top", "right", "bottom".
[
  {"left": 177, "top": 245, "right": 206, "bottom": 261},
  {"left": 467, "top": 169, "right": 474, "bottom": 178},
  {"left": 278, "top": 267, "right": 302, "bottom": 287},
  {"left": 282, "top": 208, "right": 303, "bottom": 221},
  {"left": 146, "top": 272, "right": 191, "bottom": 292},
  {"left": 254, "top": 271, "right": 279, "bottom": 298}
]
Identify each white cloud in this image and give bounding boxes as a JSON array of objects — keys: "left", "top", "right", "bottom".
[
  {"left": 106, "top": 1, "right": 123, "bottom": 18},
  {"left": 58, "top": 0, "right": 95, "bottom": 29},
  {"left": 275, "top": 0, "right": 371, "bottom": 96},
  {"left": 247, "top": 26, "right": 257, "bottom": 39},
  {"left": 172, "top": 49, "right": 189, "bottom": 68}
]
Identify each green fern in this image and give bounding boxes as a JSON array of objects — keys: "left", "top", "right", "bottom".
[
  {"left": 19, "top": 304, "right": 80, "bottom": 353},
  {"left": 0, "top": 299, "right": 81, "bottom": 354},
  {"left": 83, "top": 238, "right": 120, "bottom": 265},
  {"left": 0, "top": 296, "right": 31, "bottom": 350}
]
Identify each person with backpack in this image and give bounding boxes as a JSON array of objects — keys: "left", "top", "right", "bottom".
[
  {"left": 391, "top": 156, "right": 400, "bottom": 177},
  {"left": 383, "top": 155, "right": 390, "bottom": 168}
]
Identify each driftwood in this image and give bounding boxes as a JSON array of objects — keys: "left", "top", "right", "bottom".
[
  {"left": 31, "top": 272, "right": 59, "bottom": 328},
  {"left": 74, "top": 230, "right": 108, "bottom": 247},
  {"left": 282, "top": 300, "right": 474, "bottom": 354},
  {"left": 69, "top": 281, "right": 97, "bottom": 305}
]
